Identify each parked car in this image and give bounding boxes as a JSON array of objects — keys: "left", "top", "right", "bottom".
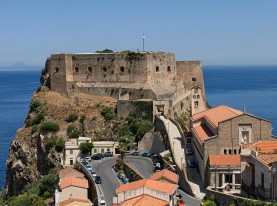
[
  {"left": 86, "top": 165, "right": 93, "bottom": 172},
  {"left": 122, "top": 177, "right": 129, "bottom": 184},
  {"left": 141, "top": 152, "right": 151, "bottom": 157},
  {"left": 80, "top": 158, "right": 88, "bottom": 165},
  {"left": 92, "top": 154, "right": 102, "bottom": 160},
  {"left": 95, "top": 153, "right": 104, "bottom": 159},
  {"left": 125, "top": 151, "right": 131, "bottom": 156},
  {"left": 117, "top": 172, "right": 125, "bottom": 180},
  {"left": 100, "top": 200, "right": 107, "bottom": 206},
  {"left": 95, "top": 176, "right": 102, "bottom": 184},
  {"left": 85, "top": 156, "right": 91, "bottom": 162},
  {"left": 185, "top": 147, "right": 193, "bottom": 155},
  {"left": 188, "top": 159, "right": 197, "bottom": 168},
  {"left": 104, "top": 151, "right": 113, "bottom": 157},
  {"left": 90, "top": 169, "right": 97, "bottom": 177},
  {"left": 131, "top": 151, "right": 140, "bottom": 156}
]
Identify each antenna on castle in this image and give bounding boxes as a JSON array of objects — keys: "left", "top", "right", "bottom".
[{"left": 142, "top": 34, "right": 145, "bottom": 52}]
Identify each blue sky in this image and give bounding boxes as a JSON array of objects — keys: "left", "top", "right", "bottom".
[{"left": 0, "top": 1, "right": 276, "bottom": 67}]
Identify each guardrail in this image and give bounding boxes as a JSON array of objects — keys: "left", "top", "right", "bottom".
[{"left": 76, "top": 158, "right": 100, "bottom": 206}]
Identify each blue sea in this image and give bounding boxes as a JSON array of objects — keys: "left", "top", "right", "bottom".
[{"left": 0, "top": 65, "right": 277, "bottom": 189}]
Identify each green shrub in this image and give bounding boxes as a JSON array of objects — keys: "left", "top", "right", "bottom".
[
  {"left": 38, "top": 173, "right": 57, "bottom": 198},
  {"left": 79, "top": 114, "right": 86, "bottom": 124},
  {"left": 55, "top": 138, "right": 65, "bottom": 152},
  {"left": 8, "top": 193, "right": 45, "bottom": 206},
  {"left": 36, "top": 86, "right": 42, "bottom": 93},
  {"left": 101, "top": 106, "right": 115, "bottom": 121},
  {"left": 25, "top": 119, "right": 32, "bottom": 127},
  {"left": 79, "top": 141, "right": 93, "bottom": 154},
  {"left": 31, "top": 125, "right": 39, "bottom": 134},
  {"left": 39, "top": 121, "right": 59, "bottom": 132},
  {"left": 31, "top": 112, "right": 45, "bottom": 125},
  {"left": 67, "top": 124, "right": 76, "bottom": 135},
  {"left": 66, "top": 113, "right": 78, "bottom": 122},
  {"left": 16, "top": 148, "right": 28, "bottom": 163},
  {"left": 29, "top": 99, "right": 42, "bottom": 112},
  {"left": 69, "top": 130, "right": 80, "bottom": 139},
  {"left": 95, "top": 49, "right": 113, "bottom": 53}
]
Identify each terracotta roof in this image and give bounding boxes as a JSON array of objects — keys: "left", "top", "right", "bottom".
[
  {"left": 116, "top": 179, "right": 178, "bottom": 195},
  {"left": 120, "top": 194, "right": 169, "bottom": 206},
  {"left": 150, "top": 169, "right": 178, "bottom": 184},
  {"left": 244, "top": 141, "right": 277, "bottom": 154},
  {"left": 191, "top": 124, "right": 214, "bottom": 143},
  {"left": 59, "top": 168, "right": 84, "bottom": 179},
  {"left": 257, "top": 154, "right": 277, "bottom": 166},
  {"left": 60, "top": 176, "right": 88, "bottom": 189},
  {"left": 58, "top": 197, "right": 92, "bottom": 206},
  {"left": 209, "top": 155, "right": 241, "bottom": 166},
  {"left": 191, "top": 105, "right": 242, "bottom": 128}
]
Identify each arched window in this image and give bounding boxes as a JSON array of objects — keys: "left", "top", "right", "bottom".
[
  {"left": 167, "top": 66, "right": 171, "bottom": 72},
  {"left": 194, "top": 101, "right": 198, "bottom": 108},
  {"left": 74, "top": 67, "right": 79, "bottom": 72},
  {"left": 120, "top": 66, "right": 124, "bottom": 72},
  {"left": 156, "top": 66, "right": 160, "bottom": 72},
  {"left": 102, "top": 67, "right": 107, "bottom": 72},
  {"left": 193, "top": 95, "right": 196, "bottom": 99},
  {"left": 55, "top": 67, "right": 59, "bottom": 73},
  {"left": 197, "top": 95, "right": 200, "bottom": 99},
  {"left": 88, "top": 67, "right": 92, "bottom": 72}
]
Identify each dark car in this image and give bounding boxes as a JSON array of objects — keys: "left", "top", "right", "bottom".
[
  {"left": 131, "top": 151, "right": 140, "bottom": 156},
  {"left": 185, "top": 147, "right": 193, "bottom": 155},
  {"left": 141, "top": 152, "right": 151, "bottom": 157},
  {"left": 103, "top": 151, "right": 113, "bottom": 157},
  {"left": 188, "top": 159, "right": 197, "bottom": 168},
  {"left": 96, "top": 153, "right": 104, "bottom": 159},
  {"left": 92, "top": 154, "right": 102, "bottom": 160},
  {"left": 95, "top": 176, "right": 102, "bottom": 184}
]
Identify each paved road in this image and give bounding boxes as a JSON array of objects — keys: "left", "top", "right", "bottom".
[
  {"left": 178, "top": 189, "right": 201, "bottom": 206},
  {"left": 124, "top": 156, "right": 153, "bottom": 178},
  {"left": 91, "top": 157, "right": 120, "bottom": 206}
]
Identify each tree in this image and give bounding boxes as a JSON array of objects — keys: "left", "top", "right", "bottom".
[{"left": 79, "top": 141, "right": 93, "bottom": 155}]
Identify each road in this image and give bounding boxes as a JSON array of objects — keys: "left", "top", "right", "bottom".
[
  {"left": 178, "top": 189, "right": 201, "bottom": 206},
  {"left": 90, "top": 156, "right": 153, "bottom": 206},
  {"left": 124, "top": 156, "right": 153, "bottom": 178}
]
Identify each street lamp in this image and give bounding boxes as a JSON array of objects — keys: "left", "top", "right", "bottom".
[{"left": 271, "top": 167, "right": 277, "bottom": 202}]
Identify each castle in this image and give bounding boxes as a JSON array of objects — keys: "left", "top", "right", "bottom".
[{"left": 45, "top": 51, "right": 206, "bottom": 118}]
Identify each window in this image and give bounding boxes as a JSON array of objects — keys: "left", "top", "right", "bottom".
[
  {"left": 88, "top": 67, "right": 92, "bottom": 72},
  {"left": 107, "top": 148, "right": 110, "bottom": 151},
  {"left": 194, "top": 88, "right": 198, "bottom": 93},
  {"left": 193, "top": 95, "right": 196, "bottom": 99},
  {"left": 156, "top": 66, "right": 160, "bottom": 72},
  {"left": 261, "top": 172, "right": 264, "bottom": 188},
  {"left": 229, "top": 149, "right": 232, "bottom": 155},
  {"left": 70, "top": 149, "right": 73, "bottom": 155},
  {"left": 74, "top": 67, "right": 79, "bottom": 72},
  {"left": 194, "top": 101, "right": 198, "bottom": 108},
  {"left": 70, "top": 159, "right": 73, "bottom": 165},
  {"left": 101, "top": 148, "right": 104, "bottom": 153},
  {"left": 102, "top": 67, "right": 107, "bottom": 72},
  {"left": 94, "top": 149, "right": 97, "bottom": 153},
  {"left": 167, "top": 66, "right": 171, "bottom": 72},
  {"left": 224, "top": 149, "right": 227, "bottom": 155},
  {"left": 120, "top": 66, "right": 124, "bottom": 72},
  {"left": 192, "top": 78, "right": 196, "bottom": 81},
  {"left": 197, "top": 95, "right": 200, "bottom": 99},
  {"left": 234, "top": 150, "right": 237, "bottom": 155},
  {"left": 55, "top": 67, "right": 59, "bottom": 73}
]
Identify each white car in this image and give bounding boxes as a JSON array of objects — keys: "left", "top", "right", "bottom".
[{"left": 100, "top": 200, "right": 107, "bottom": 206}]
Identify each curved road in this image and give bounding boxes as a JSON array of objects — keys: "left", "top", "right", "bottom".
[{"left": 90, "top": 156, "right": 153, "bottom": 206}]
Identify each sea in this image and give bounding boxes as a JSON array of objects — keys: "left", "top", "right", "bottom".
[{"left": 0, "top": 65, "right": 277, "bottom": 189}]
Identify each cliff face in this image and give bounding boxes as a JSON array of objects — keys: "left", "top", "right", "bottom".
[{"left": 5, "top": 87, "right": 120, "bottom": 197}]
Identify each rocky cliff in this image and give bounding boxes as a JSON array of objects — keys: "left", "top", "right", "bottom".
[{"left": 4, "top": 86, "right": 125, "bottom": 197}]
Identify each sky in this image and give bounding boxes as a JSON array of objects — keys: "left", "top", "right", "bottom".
[{"left": 0, "top": 1, "right": 277, "bottom": 67}]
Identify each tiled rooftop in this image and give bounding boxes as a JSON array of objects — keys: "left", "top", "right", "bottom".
[
  {"left": 59, "top": 168, "right": 84, "bottom": 179},
  {"left": 191, "top": 124, "right": 214, "bottom": 143},
  {"left": 60, "top": 176, "right": 88, "bottom": 189},
  {"left": 244, "top": 141, "right": 277, "bottom": 154},
  {"left": 116, "top": 179, "right": 178, "bottom": 195},
  {"left": 191, "top": 105, "right": 242, "bottom": 128},
  {"left": 209, "top": 155, "right": 241, "bottom": 166},
  {"left": 58, "top": 197, "right": 92, "bottom": 206},
  {"left": 150, "top": 169, "right": 178, "bottom": 184},
  {"left": 257, "top": 154, "right": 277, "bottom": 166},
  {"left": 120, "top": 194, "right": 169, "bottom": 206}
]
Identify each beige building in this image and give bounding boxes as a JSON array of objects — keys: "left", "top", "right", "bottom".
[
  {"left": 241, "top": 141, "right": 277, "bottom": 201},
  {"left": 190, "top": 105, "right": 276, "bottom": 186},
  {"left": 64, "top": 137, "right": 91, "bottom": 166},
  {"left": 92, "top": 141, "right": 119, "bottom": 155}
]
